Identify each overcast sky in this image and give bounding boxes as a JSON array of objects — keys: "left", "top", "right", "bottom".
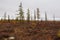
[{"left": 0, "top": 0, "right": 60, "bottom": 20}]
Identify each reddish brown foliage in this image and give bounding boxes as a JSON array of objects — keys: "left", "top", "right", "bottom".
[{"left": 0, "top": 20, "right": 60, "bottom": 40}]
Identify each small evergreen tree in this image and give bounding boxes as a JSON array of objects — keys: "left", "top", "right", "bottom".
[
  {"left": 27, "top": 8, "right": 30, "bottom": 22},
  {"left": 4, "top": 12, "right": 7, "bottom": 20},
  {"left": 16, "top": 17, "right": 18, "bottom": 21},
  {"left": 18, "top": 2, "right": 24, "bottom": 20},
  {"left": 8, "top": 15, "right": 10, "bottom": 22},
  {"left": 37, "top": 8, "right": 40, "bottom": 20},
  {"left": 34, "top": 10, "right": 36, "bottom": 20},
  {"left": 45, "top": 12, "right": 47, "bottom": 21}
]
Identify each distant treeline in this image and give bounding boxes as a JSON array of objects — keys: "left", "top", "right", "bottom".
[{"left": 1, "top": 2, "right": 55, "bottom": 22}]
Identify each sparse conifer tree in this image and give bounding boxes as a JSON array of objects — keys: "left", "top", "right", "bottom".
[
  {"left": 45, "top": 12, "right": 47, "bottom": 21},
  {"left": 8, "top": 15, "right": 10, "bottom": 22},
  {"left": 34, "top": 10, "right": 36, "bottom": 20},
  {"left": 27, "top": 8, "right": 30, "bottom": 22},
  {"left": 37, "top": 8, "right": 40, "bottom": 20},
  {"left": 16, "top": 17, "right": 18, "bottom": 21},
  {"left": 4, "top": 12, "right": 7, "bottom": 20},
  {"left": 18, "top": 2, "right": 24, "bottom": 21}
]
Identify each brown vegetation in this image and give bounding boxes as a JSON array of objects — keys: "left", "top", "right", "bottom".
[{"left": 0, "top": 20, "right": 60, "bottom": 40}]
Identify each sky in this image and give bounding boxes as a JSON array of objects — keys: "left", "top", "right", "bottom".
[{"left": 0, "top": 0, "right": 60, "bottom": 20}]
